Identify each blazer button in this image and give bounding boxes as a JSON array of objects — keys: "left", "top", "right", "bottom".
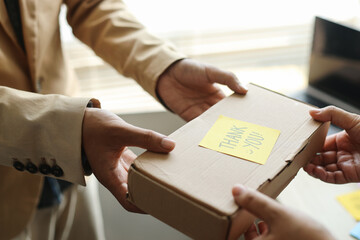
[
  {"left": 39, "top": 163, "right": 51, "bottom": 175},
  {"left": 26, "top": 162, "right": 38, "bottom": 174},
  {"left": 13, "top": 161, "right": 25, "bottom": 171},
  {"left": 51, "top": 165, "right": 64, "bottom": 177}
]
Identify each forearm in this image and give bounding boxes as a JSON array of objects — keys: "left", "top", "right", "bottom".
[
  {"left": 64, "top": 0, "right": 185, "bottom": 98},
  {"left": 0, "top": 86, "right": 99, "bottom": 185}
]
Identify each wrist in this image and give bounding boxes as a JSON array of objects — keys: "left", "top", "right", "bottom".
[
  {"left": 155, "top": 59, "right": 186, "bottom": 112},
  {"left": 81, "top": 101, "right": 94, "bottom": 176}
]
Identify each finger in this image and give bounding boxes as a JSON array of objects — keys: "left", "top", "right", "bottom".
[
  {"left": 122, "top": 148, "right": 138, "bottom": 166},
  {"left": 206, "top": 66, "right": 248, "bottom": 94},
  {"left": 228, "top": 208, "right": 256, "bottom": 240},
  {"left": 338, "top": 158, "right": 360, "bottom": 183},
  {"left": 119, "top": 152, "right": 136, "bottom": 174},
  {"left": 310, "top": 106, "right": 359, "bottom": 131},
  {"left": 257, "top": 221, "right": 268, "bottom": 234},
  {"left": 310, "top": 165, "right": 328, "bottom": 182},
  {"left": 232, "top": 184, "right": 283, "bottom": 224},
  {"left": 244, "top": 223, "right": 259, "bottom": 240},
  {"left": 206, "top": 92, "right": 225, "bottom": 106},
  {"left": 310, "top": 151, "right": 338, "bottom": 166},
  {"left": 122, "top": 124, "right": 176, "bottom": 152},
  {"left": 322, "top": 134, "right": 338, "bottom": 151},
  {"left": 325, "top": 163, "right": 339, "bottom": 172},
  {"left": 98, "top": 156, "right": 145, "bottom": 213},
  {"left": 181, "top": 106, "right": 208, "bottom": 122},
  {"left": 304, "top": 151, "right": 337, "bottom": 178},
  {"left": 303, "top": 163, "right": 316, "bottom": 177},
  {"left": 333, "top": 170, "right": 350, "bottom": 184},
  {"left": 186, "top": 102, "right": 212, "bottom": 121},
  {"left": 110, "top": 182, "right": 145, "bottom": 213},
  {"left": 312, "top": 166, "right": 348, "bottom": 184}
]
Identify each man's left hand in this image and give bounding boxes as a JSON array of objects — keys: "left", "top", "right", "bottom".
[{"left": 157, "top": 59, "right": 248, "bottom": 121}]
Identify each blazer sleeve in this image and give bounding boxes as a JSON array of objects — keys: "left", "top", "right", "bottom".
[
  {"left": 64, "top": 0, "right": 186, "bottom": 99},
  {"left": 0, "top": 86, "right": 99, "bottom": 186}
]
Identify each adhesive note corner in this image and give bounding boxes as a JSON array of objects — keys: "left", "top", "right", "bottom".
[
  {"left": 199, "top": 115, "right": 280, "bottom": 164},
  {"left": 350, "top": 222, "right": 360, "bottom": 240},
  {"left": 337, "top": 190, "right": 360, "bottom": 221}
]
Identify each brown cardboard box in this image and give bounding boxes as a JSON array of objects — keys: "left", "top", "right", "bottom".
[{"left": 128, "top": 83, "right": 330, "bottom": 239}]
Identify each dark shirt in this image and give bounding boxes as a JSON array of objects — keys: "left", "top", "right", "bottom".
[{"left": 4, "top": 0, "right": 25, "bottom": 51}]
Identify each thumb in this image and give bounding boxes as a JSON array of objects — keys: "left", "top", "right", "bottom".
[
  {"left": 206, "top": 65, "right": 248, "bottom": 94},
  {"left": 122, "top": 123, "right": 176, "bottom": 153},
  {"left": 309, "top": 106, "right": 360, "bottom": 131},
  {"left": 232, "top": 184, "right": 283, "bottom": 225}
]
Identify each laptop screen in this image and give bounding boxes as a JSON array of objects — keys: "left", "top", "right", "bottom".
[{"left": 308, "top": 17, "right": 360, "bottom": 110}]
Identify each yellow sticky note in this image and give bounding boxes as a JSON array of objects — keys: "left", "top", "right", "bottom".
[
  {"left": 337, "top": 190, "right": 360, "bottom": 220},
  {"left": 199, "top": 115, "right": 280, "bottom": 164}
]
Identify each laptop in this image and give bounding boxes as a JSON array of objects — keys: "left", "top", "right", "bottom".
[{"left": 291, "top": 16, "right": 360, "bottom": 134}]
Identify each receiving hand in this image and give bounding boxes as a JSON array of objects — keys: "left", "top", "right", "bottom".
[
  {"left": 156, "top": 59, "right": 248, "bottom": 121},
  {"left": 82, "top": 108, "right": 176, "bottom": 212},
  {"left": 232, "top": 185, "right": 334, "bottom": 240},
  {"left": 304, "top": 106, "right": 360, "bottom": 184}
]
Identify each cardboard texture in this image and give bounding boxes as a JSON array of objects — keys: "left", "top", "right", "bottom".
[{"left": 128, "top": 83, "right": 330, "bottom": 239}]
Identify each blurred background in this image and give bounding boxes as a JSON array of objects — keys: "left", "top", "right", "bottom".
[{"left": 59, "top": 0, "right": 360, "bottom": 239}]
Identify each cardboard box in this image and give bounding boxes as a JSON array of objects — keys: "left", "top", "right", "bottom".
[{"left": 128, "top": 83, "right": 330, "bottom": 239}]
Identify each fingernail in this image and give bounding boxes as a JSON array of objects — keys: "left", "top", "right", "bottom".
[
  {"left": 238, "top": 82, "right": 248, "bottom": 91},
  {"left": 161, "top": 137, "right": 176, "bottom": 150},
  {"left": 232, "top": 184, "right": 245, "bottom": 196},
  {"left": 310, "top": 109, "right": 321, "bottom": 114}
]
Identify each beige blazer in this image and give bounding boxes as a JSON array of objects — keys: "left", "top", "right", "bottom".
[{"left": 0, "top": 0, "right": 185, "bottom": 239}]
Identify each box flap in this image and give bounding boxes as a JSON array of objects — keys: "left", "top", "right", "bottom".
[{"left": 134, "top": 83, "right": 323, "bottom": 216}]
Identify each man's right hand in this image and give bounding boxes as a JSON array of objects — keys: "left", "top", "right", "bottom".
[
  {"left": 304, "top": 106, "right": 360, "bottom": 184},
  {"left": 82, "top": 108, "right": 176, "bottom": 212}
]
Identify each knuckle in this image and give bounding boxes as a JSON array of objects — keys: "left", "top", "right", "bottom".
[
  {"left": 143, "top": 130, "right": 156, "bottom": 146},
  {"left": 240, "top": 191, "right": 256, "bottom": 206},
  {"left": 229, "top": 72, "right": 238, "bottom": 81},
  {"left": 326, "top": 105, "right": 337, "bottom": 115},
  {"left": 351, "top": 114, "right": 360, "bottom": 127},
  {"left": 353, "top": 114, "right": 360, "bottom": 123},
  {"left": 204, "top": 66, "right": 215, "bottom": 83}
]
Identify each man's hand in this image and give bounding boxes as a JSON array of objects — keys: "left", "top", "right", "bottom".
[
  {"left": 156, "top": 59, "right": 248, "bottom": 121},
  {"left": 304, "top": 106, "right": 360, "bottom": 184},
  {"left": 82, "top": 108, "right": 175, "bottom": 212},
  {"left": 231, "top": 185, "right": 334, "bottom": 240}
]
